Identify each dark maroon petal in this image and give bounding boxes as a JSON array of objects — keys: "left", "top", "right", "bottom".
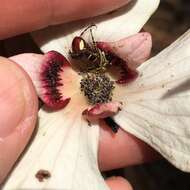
[
  {"left": 10, "top": 51, "right": 72, "bottom": 110},
  {"left": 97, "top": 32, "right": 152, "bottom": 70}
]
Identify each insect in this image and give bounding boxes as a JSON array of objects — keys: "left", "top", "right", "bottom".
[
  {"left": 70, "top": 25, "right": 121, "bottom": 133},
  {"left": 69, "top": 24, "right": 110, "bottom": 73}
]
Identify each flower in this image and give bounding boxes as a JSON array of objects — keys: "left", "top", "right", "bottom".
[{"left": 12, "top": 0, "right": 190, "bottom": 189}]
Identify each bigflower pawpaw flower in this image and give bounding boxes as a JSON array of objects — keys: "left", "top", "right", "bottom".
[{"left": 5, "top": 0, "right": 190, "bottom": 189}]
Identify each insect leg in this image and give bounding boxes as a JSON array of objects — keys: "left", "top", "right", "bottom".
[{"left": 90, "top": 28, "right": 96, "bottom": 47}]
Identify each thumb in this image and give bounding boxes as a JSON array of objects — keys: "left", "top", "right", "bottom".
[
  {"left": 0, "top": 57, "right": 38, "bottom": 183},
  {"left": 106, "top": 176, "right": 133, "bottom": 190}
]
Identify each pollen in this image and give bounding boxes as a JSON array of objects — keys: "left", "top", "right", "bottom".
[{"left": 80, "top": 73, "right": 115, "bottom": 104}]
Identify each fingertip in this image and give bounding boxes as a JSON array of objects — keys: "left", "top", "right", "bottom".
[
  {"left": 106, "top": 176, "right": 133, "bottom": 190},
  {"left": 98, "top": 120, "right": 160, "bottom": 171},
  {"left": 0, "top": 57, "right": 38, "bottom": 183},
  {"left": 0, "top": 0, "right": 131, "bottom": 39}
]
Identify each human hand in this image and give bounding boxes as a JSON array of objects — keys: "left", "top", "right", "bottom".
[{"left": 0, "top": 0, "right": 158, "bottom": 189}]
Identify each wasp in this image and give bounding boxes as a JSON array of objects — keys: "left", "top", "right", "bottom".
[{"left": 69, "top": 24, "right": 110, "bottom": 73}]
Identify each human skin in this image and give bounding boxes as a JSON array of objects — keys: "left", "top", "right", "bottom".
[
  {"left": 0, "top": 1, "right": 158, "bottom": 189},
  {"left": 0, "top": 0, "right": 130, "bottom": 39}
]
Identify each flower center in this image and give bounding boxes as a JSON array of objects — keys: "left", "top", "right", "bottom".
[{"left": 80, "top": 73, "right": 115, "bottom": 104}]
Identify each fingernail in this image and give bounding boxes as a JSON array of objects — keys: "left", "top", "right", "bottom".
[{"left": 0, "top": 58, "right": 26, "bottom": 138}]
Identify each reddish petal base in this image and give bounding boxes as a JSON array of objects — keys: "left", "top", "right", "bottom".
[{"left": 82, "top": 101, "right": 122, "bottom": 121}]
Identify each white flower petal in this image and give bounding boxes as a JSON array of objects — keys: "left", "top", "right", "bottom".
[
  {"left": 3, "top": 107, "right": 108, "bottom": 189},
  {"left": 32, "top": 0, "right": 159, "bottom": 59},
  {"left": 3, "top": 1, "right": 159, "bottom": 189},
  {"left": 115, "top": 29, "right": 190, "bottom": 172}
]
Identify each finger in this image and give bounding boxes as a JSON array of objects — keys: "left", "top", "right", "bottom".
[
  {"left": 106, "top": 176, "right": 133, "bottom": 190},
  {"left": 0, "top": 57, "right": 38, "bottom": 183},
  {"left": 98, "top": 120, "right": 160, "bottom": 171},
  {"left": 0, "top": 0, "right": 131, "bottom": 39}
]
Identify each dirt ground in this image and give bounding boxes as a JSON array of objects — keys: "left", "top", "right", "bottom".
[{"left": 145, "top": 0, "right": 190, "bottom": 55}]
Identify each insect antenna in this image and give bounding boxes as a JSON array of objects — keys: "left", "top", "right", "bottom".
[{"left": 80, "top": 24, "right": 97, "bottom": 36}]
